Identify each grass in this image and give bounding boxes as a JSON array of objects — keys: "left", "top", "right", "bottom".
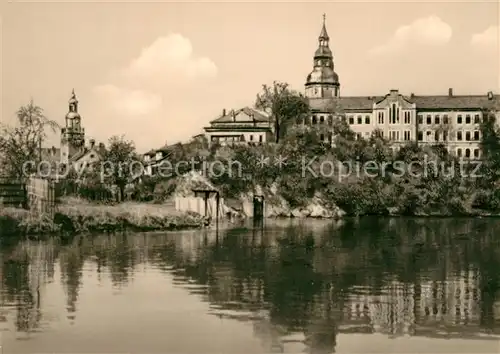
[{"left": 0, "top": 197, "right": 206, "bottom": 238}]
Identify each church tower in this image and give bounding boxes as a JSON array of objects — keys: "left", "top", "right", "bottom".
[
  {"left": 60, "top": 89, "right": 85, "bottom": 164},
  {"left": 305, "top": 14, "right": 340, "bottom": 99}
]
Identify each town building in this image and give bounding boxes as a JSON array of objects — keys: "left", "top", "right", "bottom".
[
  {"left": 203, "top": 107, "right": 274, "bottom": 146},
  {"left": 143, "top": 143, "right": 174, "bottom": 176},
  {"left": 301, "top": 15, "right": 500, "bottom": 158},
  {"left": 41, "top": 90, "right": 104, "bottom": 171}
]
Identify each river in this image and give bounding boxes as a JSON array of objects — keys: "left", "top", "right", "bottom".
[{"left": 1, "top": 217, "right": 499, "bottom": 353}]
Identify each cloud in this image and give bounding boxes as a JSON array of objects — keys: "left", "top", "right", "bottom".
[
  {"left": 370, "top": 15, "right": 452, "bottom": 56},
  {"left": 89, "top": 33, "right": 218, "bottom": 150},
  {"left": 471, "top": 25, "right": 498, "bottom": 49},
  {"left": 123, "top": 33, "right": 218, "bottom": 85},
  {"left": 93, "top": 84, "right": 162, "bottom": 117}
]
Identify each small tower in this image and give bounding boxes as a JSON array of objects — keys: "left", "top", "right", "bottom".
[
  {"left": 305, "top": 14, "right": 340, "bottom": 99},
  {"left": 60, "top": 89, "right": 85, "bottom": 164}
]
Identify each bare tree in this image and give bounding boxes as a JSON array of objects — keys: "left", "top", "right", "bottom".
[{"left": 0, "top": 100, "right": 59, "bottom": 180}]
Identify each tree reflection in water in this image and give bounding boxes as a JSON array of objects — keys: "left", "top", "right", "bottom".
[{"left": 0, "top": 217, "right": 499, "bottom": 350}]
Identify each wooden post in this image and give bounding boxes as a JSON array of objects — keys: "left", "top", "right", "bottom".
[
  {"left": 204, "top": 191, "right": 209, "bottom": 218},
  {"left": 215, "top": 192, "right": 220, "bottom": 231}
]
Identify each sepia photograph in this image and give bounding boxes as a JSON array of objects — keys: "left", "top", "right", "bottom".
[{"left": 0, "top": 1, "right": 499, "bottom": 353}]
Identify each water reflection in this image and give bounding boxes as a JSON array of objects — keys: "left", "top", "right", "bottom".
[{"left": 1, "top": 218, "right": 499, "bottom": 352}]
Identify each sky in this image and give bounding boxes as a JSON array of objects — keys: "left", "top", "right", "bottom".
[{"left": 0, "top": 1, "right": 499, "bottom": 153}]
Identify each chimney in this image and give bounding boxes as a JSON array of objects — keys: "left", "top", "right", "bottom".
[
  {"left": 98, "top": 142, "right": 105, "bottom": 150},
  {"left": 231, "top": 109, "right": 236, "bottom": 122},
  {"left": 487, "top": 91, "right": 494, "bottom": 100},
  {"left": 90, "top": 139, "right": 95, "bottom": 149},
  {"left": 222, "top": 108, "right": 226, "bottom": 116},
  {"left": 448, "top": 88, "right": 453, "bottom": 97},
  {"left": 410, "top": 93, "right": 415, "bottom": 99}
]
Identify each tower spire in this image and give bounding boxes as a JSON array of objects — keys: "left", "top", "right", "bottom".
[
  {"left": 68, "top": 89, "right": 79, "bottom": 112},
  {"left": 319, "top": 13, "right": 329, "bottom": 41}
]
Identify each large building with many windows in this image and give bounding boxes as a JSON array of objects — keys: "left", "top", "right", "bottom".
[{"left": 301, "top": 15, "right": 500, "bottom": 158}]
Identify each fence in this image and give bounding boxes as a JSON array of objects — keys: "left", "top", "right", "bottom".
[
  {"left": 0, "top": 179, "right": 26, "bottom": 208},
  {"left": 27, "top": 177, "right": 56, "bottom": 218},
  {"left": 174, "top": 195, "right": 225, "bottom": 219}
]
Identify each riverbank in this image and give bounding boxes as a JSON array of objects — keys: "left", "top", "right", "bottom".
[{"left": 0, "top": 198, "right": 207, "bottom": 238}]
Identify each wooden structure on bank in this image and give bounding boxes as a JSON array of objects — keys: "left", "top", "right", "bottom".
[
  {"left": 27, "top": 177, "right": 56, "bottom": 218},
  {"left": 175, "top": 189, "right": 223, "bottom": 219},
  {"left": 253, "top": 195, "right": 265, "bottom": 220}
]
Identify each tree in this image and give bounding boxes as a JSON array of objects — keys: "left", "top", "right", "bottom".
[
  {"left": 0, "top": 100, "right": 59, "bottom": 180},
  {"left": 101, "top": 135, "right": 141, "bottom": 201},
  {"left": 255, "top": 81, "right": 310, "bottom": 143},
  {"left": 478, "top": 109, "right": 500, "bottom": 188}
]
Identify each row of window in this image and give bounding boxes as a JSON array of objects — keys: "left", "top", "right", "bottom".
[
  {"left": 417, "top": 130, "right": 481, "bottom": 142},
  {"left": 303, "top": 112, "right": 494, "bottom": 127},
  {"left": 418, "top": 113, "right": 483, "bottom": 125},
  {"left": 349, "top": 111, "right": 413, "bottom": 125},
  {"left": 457, "top": 148, "right": 481, "bottom": 158},
  {"left": 211, "top": 135, "right": 264, "bottom": 143}
]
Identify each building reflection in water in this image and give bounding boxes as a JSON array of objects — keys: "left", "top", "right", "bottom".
[{"left": 0, "top": 217, "right": 499, "bottom": 350}]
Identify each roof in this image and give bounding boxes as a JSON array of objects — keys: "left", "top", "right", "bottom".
[
  {"left": 308, "top": 93, "right": 500, "bottom": 112},
  {"left": 210, "top": 107, "right": 271, "bottom": 124},
  {"left": 309, "top": 97, "right": 382, "bottom": 112},
  {"left": 69, "top": 146, "right": 102, "bottom": 163},
  {"left": 143, "top": 143, "right": 175, "bottom": 157},
  {"left": 411, "top": 95, "right": 500, "bottom": 110}
]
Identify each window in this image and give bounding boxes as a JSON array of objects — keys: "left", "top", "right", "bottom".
[
  {"left": 435, "top": 115, "right": 440, "bottom": 125},
  {"left": 328, "top": 115, "right": 333, "bottom": 125},
  {"left": 474, "top": 149, "right": 480, "bottom": 158},
  {"left": 357, "top": 116, "right": 362, "bottom": 124},
  {"left": 418, "top": 114, "right": 423, "bottom": 124},
  {"left": 465, "top": 148, "right": 471, "bottom": 158},
  {"left": 312, "top": 116, "right": 317, "bottom": 124},
  {"left": 404, "top": 130, "right": 411, "bottom": 141},
  {"left": 443, "top": 115, "right": 449, "bottom": 124},
  {"left": 259, "top": 135, "right": 263, "bottom": 142},
  {"left": 90, "top": 153, "right": 95, "bottom": 158},
  {"left": 457, "top": 131, "right": 463, "bottom": 141},
  {"left": 390, "top": 130, "right": 399, "bottom": 141},
  {"left": 320, "top": 116, "right": 325, "bottom": 124},
  {"left": 320, "top": 134, "right": 325, "bottom": 141},
  {"left": 349, "top": 116, "right": 354, "bottom": 124},
  {"left": 474, "top": 131, "right": 480, "bottom": 140},
  {"left": 390, "top": 104, "right": 399, "bottom": 124},
  {"left": 465, "top": 115, "right": 471, "bottom": 124},
  {"left": 404, "top": 111, "right": 411, "bottom": 124},
  {"left": 457, "top": 115, "right": 463, "bottom": 124},
  {"left": 443, "top": 131, "right": 448, "bottom": 141},
  {"left": 426, "top": 115, "right": 432, "bottom": 124},
  {"left": 435, "top": 131, "right": 439, "bottom": 141},
  {"left": 418, "top": 131, "right": 423, "bottom": 141},
  {"left": 357, "top": 133, "right": 362, "bottom": 140},
  {"left": 465, "top": 131, "right": 471, "bottom": 141},
  {"left": 457, "top": 148, "right": 462, "bottom": 157},
  {"left": 365, "top": 116, "right": 370, "bottom": 124},
  {"left": 250, "top": 135, "right": 254, "bottom": 141},
  {"left": 378, "top": 112, "right": 384, "bottom": 124},
  {"left": 474, "top": 114, "right": 480, "bottom": 124}
]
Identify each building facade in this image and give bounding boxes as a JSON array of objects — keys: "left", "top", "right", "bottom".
[
  {"left": 203, "top": 107, "right": 274, "bottom": 146},
  {"left": 301, "top": 15, "right": 500, "bottom": 158}
]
